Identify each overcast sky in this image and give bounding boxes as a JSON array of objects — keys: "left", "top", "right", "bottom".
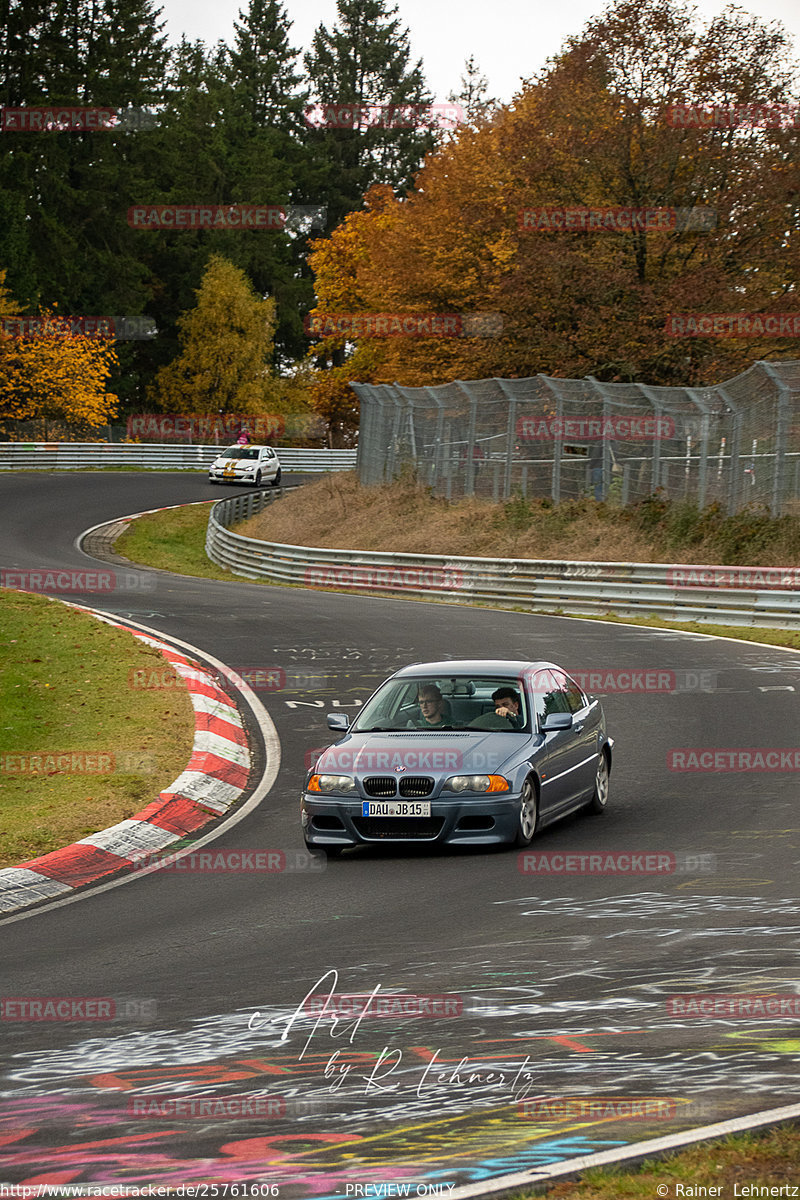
[{"left": 156, "top": 0, "right": 800, "bottom": 104}]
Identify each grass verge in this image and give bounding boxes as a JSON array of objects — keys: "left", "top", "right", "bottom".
[
  {"left": 0, "top": 589, "right": 195, "bottom": 868},
  {"left": 518, "top": 1123, "right": 800, "bottom": 1199},
  {"left": 116, "top": 500, "right": 232, "bottom": 580}
]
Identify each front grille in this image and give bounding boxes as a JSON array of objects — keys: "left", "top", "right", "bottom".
[
  {"left": 354, "top": 817, "right": 445, "bottom": 840},
  {"left": 398, "top": 776, "right": 434, "bottom": 797},
  {"left": 363, "top": 776, "right": 397, "bottom": 797}
]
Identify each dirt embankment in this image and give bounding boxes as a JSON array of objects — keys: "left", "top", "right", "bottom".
[{"left": 237, "top": 472, "right": 800, "bottom": 567}]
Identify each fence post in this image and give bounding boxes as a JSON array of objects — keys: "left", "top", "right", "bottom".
[
  {"left": 496, "top": 379, "right": 518, "bottom": 501},
  {"left": 697, "top": 409, "right": 710, "bottom": 509},
  {"left": 538, "top": 375, "right": 563, "bottom": 504},
  {"left": 637, "top": 384, "right": 667, "bottom": 494},
  {"left": 426, "top": 389, "right": 446, "bottom": 489},
  {"left": 718, "top": 386, "right": 742, "bottom": 515},
  {"left": 455, "top": 382, "right": 478, "bottom": 497},
  {"left": 760, "top": 362, "right": 792, "bottom": 517},
  {"left": 587, "top": 376, "right": 612, "bottom": 501}
]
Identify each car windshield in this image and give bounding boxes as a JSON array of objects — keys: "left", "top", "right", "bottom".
[
  {"left": 220, "top": 447, "right": 258, "bottom": 460},
  {"left": 352, "top": 676, "right": 529, "bottom": 732}
]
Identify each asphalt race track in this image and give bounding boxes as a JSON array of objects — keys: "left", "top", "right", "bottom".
[{"left": 1, "top": 472, "right": 799, "bottom": 1193}]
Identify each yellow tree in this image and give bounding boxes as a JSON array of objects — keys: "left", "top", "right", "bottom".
[
  {"left": 0, "top": 274, "right": 118, "bottom": 433},
  {"left": 148, "top": 255, "right": 278, "bottom": 414},
  {"left": 309, "top": 0, "right": 800, "bottom": 390}
]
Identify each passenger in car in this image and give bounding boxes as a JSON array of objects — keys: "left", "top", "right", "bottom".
[{"left": 408, "top": 684, "right": 451, "bottom": 727}]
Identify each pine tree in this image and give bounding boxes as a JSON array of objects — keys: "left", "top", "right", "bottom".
[
  {"left": 0, "top": 0, "right": 168, "bottom": 410},
  {"left": 304, "top": 0, "right": 435, "bottom": 228},
  {"left": 448, "top": 56, "right": 496, "bottom": 126},
  {"left": 224, "top": 0, "right": 317, "bottom": 362},
  {"left": 228, "top": 0, "right": 306, "bottom": 131}
]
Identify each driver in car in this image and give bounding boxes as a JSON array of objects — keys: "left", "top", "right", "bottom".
[{"left": 492, "top": 687, "right": 524, "bottom": 728}]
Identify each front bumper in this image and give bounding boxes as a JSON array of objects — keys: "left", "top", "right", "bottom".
[
  {"left": 301, "top": 790, "right": 522, "bottom": 849},
  {"left": 208, "top": 467, "right": 259, "bottom": 483}
]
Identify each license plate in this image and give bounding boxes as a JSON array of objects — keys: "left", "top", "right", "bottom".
[{"left": 362, "top": 801, "right": 431, "bottom": 817}]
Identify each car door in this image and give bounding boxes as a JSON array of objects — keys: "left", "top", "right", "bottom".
[
  {"left": 561, "top": 671, "right": 602, "bottom": 802},
  {"left": 530, "top": 669, "right": 593, "bottom": 817},
  {"left": 260, "top": 446, "right": 277, "bottom": 479}
]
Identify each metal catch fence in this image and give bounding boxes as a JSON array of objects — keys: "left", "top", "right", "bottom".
[{"left": 351, "top": 360, "right": 800, "bottom": 516}]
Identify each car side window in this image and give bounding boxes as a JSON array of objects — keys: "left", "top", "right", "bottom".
[
  {"left": 563, "top": 674, "right": 587, "bottom": 714},
  {"left": 530, "top": 669, "right": 571, "bottom": 725}
]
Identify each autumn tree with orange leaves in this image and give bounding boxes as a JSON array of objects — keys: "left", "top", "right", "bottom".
[
  {"left": 0, "top": 270, "right": 118, "bottom": 434},
  {"left": 308, "top": 0, "right": 800, "bottom": 441}
]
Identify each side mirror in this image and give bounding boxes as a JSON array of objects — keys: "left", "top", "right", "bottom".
[
  {"left": 327, "top": 713, "right": 350, "bottom": 732},
  {"left": 541, "top": 712, "right": 573, "bottom": 732}
]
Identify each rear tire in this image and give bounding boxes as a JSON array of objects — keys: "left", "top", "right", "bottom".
[
  {"left": 513, "top": 778, "right": 538, "bottom": 847},
  {"left": 271, "top": 466, "right": 282, "bottom": 487},
  {"left": 586, "top": 751, "right": 610, "bottom": 814}
]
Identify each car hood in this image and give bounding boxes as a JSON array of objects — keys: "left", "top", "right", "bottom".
[{"left": 315, "top": 729, "right": 527, "bottom": 778}]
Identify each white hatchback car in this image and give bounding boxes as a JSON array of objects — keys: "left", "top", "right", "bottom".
[{"left": 208, "top": 444, "right": 282, "bottom": 487}]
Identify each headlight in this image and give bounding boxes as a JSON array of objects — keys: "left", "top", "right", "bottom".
[
  {"left": 307, "top": 773, "right": 356, "bottom": 794},
  {"left": 444, "top": 774, "right": 509, "bottom": 793}
]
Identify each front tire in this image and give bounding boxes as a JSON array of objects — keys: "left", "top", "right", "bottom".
[
  {"left": 586, "top": 751, "right": 610, "bottom": 814},
  {"left": 254, "top": 469, "right": 262, "bottom": 487},
  {"left": 513, "top": 778, "right": 538, "bottom": 847}
]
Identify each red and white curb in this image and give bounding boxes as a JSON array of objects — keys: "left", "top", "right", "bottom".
[{"left": 0, "top": 613, "right": 252, "bottom": 916}]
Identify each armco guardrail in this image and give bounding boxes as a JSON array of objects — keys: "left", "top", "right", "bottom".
[
  {"left": 206, "top": 491, "right": 800, "bottom": 629},
  {"left": 0, "top": 443, "right": 356, "bottom": 472}
]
